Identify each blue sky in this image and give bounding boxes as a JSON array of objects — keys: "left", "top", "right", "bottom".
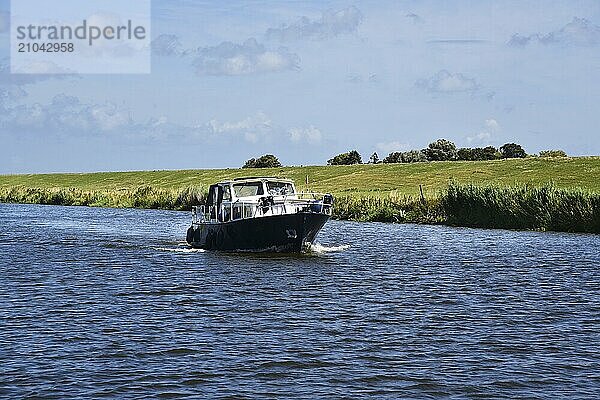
[{"left": 1, "top": 0, "right": 600, "bottom": 173}]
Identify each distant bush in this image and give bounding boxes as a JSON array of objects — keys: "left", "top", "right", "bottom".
[
  {"left": 369, "top": 152, "right": 380, "bottom": 164},
  {"left": 328, "top": 150, "right": 362, "bottom": 165},
  {"left": 425, "top": 139, "right": 458, "bottom": 161},
  {"left": 383, "top": 150, "right": 427, "bottom": 163},
  {"left": 457, "top": 146, "right": 500, "bottom": 161},
  {"left": 500, "top": 143, "right": 527, "bottom": 159},
  {"left": 381, "top": 140, "right": 530, "bottom": 164},
  {"left": 539, "top": 150, "right": 567, "bottom": 158},
  {"left": 243, "top": 154, "right": 282, "bottom": 168}
]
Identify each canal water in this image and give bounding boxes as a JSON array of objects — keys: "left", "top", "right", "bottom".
[{"left": 1, "top": 203, "right": 599, "bottom": 398}]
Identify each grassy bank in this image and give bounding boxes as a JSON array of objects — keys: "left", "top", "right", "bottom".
[
  {"left": 1, "top": 157, "right": 600, "bottom": 233},
  {"left": 1, "top": 157, "right": 600, "bottom": 198}
]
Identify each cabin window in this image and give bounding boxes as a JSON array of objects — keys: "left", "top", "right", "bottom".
[
  {"left": 222, "top": 185, "right": 231, "bottom": 201},
  {"left": 266, "top": 181, "right": 294, "bottom": 196},
  {"left": 233, "top": 182, "right": 264, "bottom": 197}
]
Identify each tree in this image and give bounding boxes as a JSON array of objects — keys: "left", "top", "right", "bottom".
[
  {"left": 457, "top": 148, "right": 474, "bottom": 161},
  {"left": 383, "top": 150, "right": 427, "bottom": 163},
  {"left": 369, "top": 152, "right": 380, "bottom": 164},
  {"left": 425, "top": 139, "right": 458, "bottom": 161},
  {"left": 242, "top": 154, "right": 282, "bottom": 168},
  {"left": 403, "top": 150, "right": 428, "bottom": 163},
  {"left": 458, "top": 146, "right": 500, "bottom": 161},
  {"left": 539, "top": 150, "right": 567, "bottom": 158},
  {"left": 482, "top": 146, "right": 501, "bottom": 160},
  {"left": 499, "top": 143, "right": 527, "bottom": 159},
  {"left": 328, "top": 150, "right": 362, "bottom": 165},
  {"left": 383, "top": 152, "right": 402, "bottom": 163}
]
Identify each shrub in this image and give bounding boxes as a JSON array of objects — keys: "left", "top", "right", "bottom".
[
  {"left": 243, "top": 154, "right": 282, "bottom": 168},
  {"left": 500, "top": 143, "right": 527, "bottom": 159},
  {"left": 425, "top": 139, "right": 458, "bottom": 161},
  {"left": 539, "top": 150, "right": 567, "bottom": 158},
  {"left": 383, "top": 150, "right": 428, "bottom": 163},
  {"left": 457, "top": 146, "right": 500, "bottom": 161},
  {"left": 328, "top": 150, "right": 362, "bottom": 165}
]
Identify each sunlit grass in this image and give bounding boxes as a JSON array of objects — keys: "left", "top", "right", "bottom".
[
  {"left": 1, "top": 157, "right": 600, "bottom": 233},
  {"left": 1, "top": 157, "right": 599, "bottom": 198}
]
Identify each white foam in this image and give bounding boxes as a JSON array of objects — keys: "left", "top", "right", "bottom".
[
  {"left": 156, "top": 247, "right": 206, "bottom": 253},
  {"left": 309, "top": 243, "right": 350, "bottom": 254}
]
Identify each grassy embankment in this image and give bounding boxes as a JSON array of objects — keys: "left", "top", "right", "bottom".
[{"left": 1, "top": 157, "right": 600, "bottom": 233}]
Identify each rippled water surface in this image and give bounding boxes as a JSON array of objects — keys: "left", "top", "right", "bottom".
[{"left": 1, "top": 203, "right": 599, "bottom": 398}]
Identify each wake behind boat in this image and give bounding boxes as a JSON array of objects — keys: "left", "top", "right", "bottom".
[{"left": 186, "top": 177, "right": 333, "bottom": 252}]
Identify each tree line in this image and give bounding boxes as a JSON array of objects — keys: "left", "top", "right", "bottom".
[
  {"left": 329, "top": 140, "right": 566, "bottom": 165},
  {"left": 241, "top": 139, "right": 567, "bottom": 168}
]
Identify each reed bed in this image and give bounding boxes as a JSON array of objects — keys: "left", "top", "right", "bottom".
[
  {"left": 332, "top": 195, "right": 443, "bottom": 224},
  {"left": 1, "top": 183, "right": 599, "bottom": 233},
  {"left": 0, "top": 185, "right": 206, "bottom": 211},
  {"left": 441, "top": 182, "right": 600, "bottom": 233}
]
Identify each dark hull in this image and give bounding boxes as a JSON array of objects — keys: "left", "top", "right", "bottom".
[{"left": 186, "top": 212, "right": 330, "bottom": 252}]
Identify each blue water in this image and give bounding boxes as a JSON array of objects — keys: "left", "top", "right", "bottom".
[{"left": 1, "top": 203, "right": 599, "bottom": 399}]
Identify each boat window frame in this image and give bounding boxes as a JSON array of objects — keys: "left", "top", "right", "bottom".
[
  {"left": 221, "top": 184, "right": 232, "bottom": 201},
  {"left": 232, "top": 181, "right": 265, "bottom": 199},
  {"left": 266, "top": 180, "right": 295, "bottom": 196}
]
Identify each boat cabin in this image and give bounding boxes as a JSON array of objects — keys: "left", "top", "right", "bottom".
[
  {"left": 207, "top": 177, "right": 297, "bottom": 204},
  {"left": 195, "top": 177, "right": 331, "bottom": 224}
]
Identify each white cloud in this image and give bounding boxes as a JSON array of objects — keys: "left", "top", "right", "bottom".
[
  {"left": 467, "top": 119, "right": 500, "bottom": 145},
  {"left": 508, "top": 17, "right": 600, "bottom": 47},
  {"left": 266, "top": 6, "right": 363, "bottom": 42},
  {"left": 0, "top": 93, "right": 214, "bottom": 142},
  {"left": 150, "top": 34, "right": 299, "bottom": 76},
  {"left": 1, "top": 91, "right": 320, "bottom": 148},
  {"left": 208, "top": 111, "right": 271, "bottom": 134},
  {"left": 485, "top": 118, "right": 499, "bottom": 130},
  {"left": 193, "top": 38, "right": 299, "bottom": 76},
  {"left": 416, "top": 70, "right": 480, "bottom": 93},
  {"left": 0, "top": 94, "right": 133, "bottom": 136},
  {"left": 288, "top": 126, "right": 322, "bottom": 144},
  {"left": 467, "top": 131, "right": 491, "bottom": 144},
  {"left": 376, "top": 141, "right": 410, "bottom": 154}
]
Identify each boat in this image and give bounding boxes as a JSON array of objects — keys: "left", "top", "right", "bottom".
[{"left": 186, "top": 177, "right": 334, "bottom": 252}]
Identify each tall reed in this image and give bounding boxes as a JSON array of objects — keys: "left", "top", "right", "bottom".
[
  {"left": 0, "top": 185, "right": 206, "bottom": 211},
  {"left": 332, "top": 194, "right": 443, "bottom": 224},
  {"left": 1, "top": 183, "right": 599, "bottom": 233},
  {"left": 441, "top": 182, "right": 600, "bottom": 233}
]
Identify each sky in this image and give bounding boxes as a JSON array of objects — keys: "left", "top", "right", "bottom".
[{"left": 1, "top": 0, "right": 600, "bottom": 173}]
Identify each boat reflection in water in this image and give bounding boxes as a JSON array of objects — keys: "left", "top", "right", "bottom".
[{"left": 186, "top": 177, "right": 333, "bottom": 252}]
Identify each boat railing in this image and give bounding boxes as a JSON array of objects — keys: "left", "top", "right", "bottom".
[
  {"left": 192, "top": 195, "right": 332, "bottom": 225},
  {"left": 294, "top": 192, "right": 329, "bottom": 200}
]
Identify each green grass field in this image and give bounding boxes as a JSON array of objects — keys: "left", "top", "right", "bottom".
[
  {"left": 2, "top": 157, "right": 599, "bottom": 232},
  {"left": 1, "top": 157, "right": 599, "bottom": 198}
]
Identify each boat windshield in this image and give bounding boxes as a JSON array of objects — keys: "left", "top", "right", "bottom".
[
  {"left": 233, "top": 182, "right": 264, "bottom": 197},
  {"left": 266, "top": 181, "right": 294, "bottom": 196}
]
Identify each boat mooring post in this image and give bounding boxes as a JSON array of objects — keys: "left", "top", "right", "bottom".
[{"left": 419, "top": 184, "right": 426, "bottom": 204}]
